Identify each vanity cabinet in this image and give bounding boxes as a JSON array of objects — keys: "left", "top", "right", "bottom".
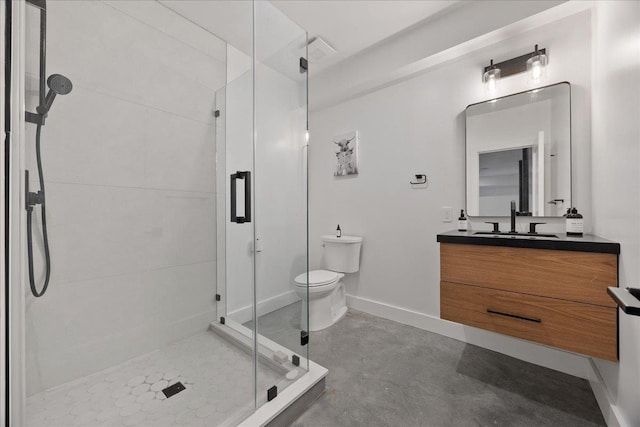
[{"left": 437, "top": 233, "right": 619, "bottom": 361}]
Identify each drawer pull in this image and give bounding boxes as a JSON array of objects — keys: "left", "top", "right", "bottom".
[{"left": 486, "top": 309, "right": 541, "bottom": 323}]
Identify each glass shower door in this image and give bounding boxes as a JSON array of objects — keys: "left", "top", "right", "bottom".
[
  {"left": 217, "top": 0, "right": 309, "bottom": 411},
  {"left": 253, "top": 0, "right": 309, "bottom": 406}
]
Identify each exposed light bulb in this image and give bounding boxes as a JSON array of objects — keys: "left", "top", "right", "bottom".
[
  {"left": 483, "top": 63, "right": 500, "bottom": 94},
  {"left": 526, "top": 45, "right": 547, "bottom": 83},
  {"left": 487, "top": 75, "right": 497, "bottom": 92},
  {"left": 305, "top": 130, "right": 309, "bottom": 143},
  {"left": 531, "top": 60, "right": 542, "bottom": 80}
]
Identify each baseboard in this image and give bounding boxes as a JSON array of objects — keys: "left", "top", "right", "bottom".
[
  {"left": 589, "top": 359, "right": 628, "bottom": 427},
  {"left": 345, "top": 294, "right": 596, "bottom": 379},
  {"left": 345, "top": 294, "right": 629, "bottom": 425},
  {"left": 229, "top": 291, "right": 300, "bottom": 324}
]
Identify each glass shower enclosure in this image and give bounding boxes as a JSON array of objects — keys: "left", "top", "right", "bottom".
[{"left": 4, "top": 1, "right": 315, "bottom": 426}]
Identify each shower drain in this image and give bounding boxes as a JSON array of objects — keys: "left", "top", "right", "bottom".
[{"left": 162, "top": 381, "right": 186, "bottom": 398}]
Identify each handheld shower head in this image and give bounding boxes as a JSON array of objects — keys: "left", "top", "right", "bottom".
[
  {"left": 36, "top": 74, "right": 72, "bottom": 115},
  {"left": 48, "top": 74, "right": 72, "bottom": 95}
]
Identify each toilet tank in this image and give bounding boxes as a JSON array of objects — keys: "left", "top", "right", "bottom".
[{"left": 321, "top": 235, "right": 363, "bottom": 273}]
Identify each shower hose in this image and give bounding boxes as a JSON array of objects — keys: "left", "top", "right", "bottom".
[{"left": 26, "top": 123, "right": 51, "bottom": 297}]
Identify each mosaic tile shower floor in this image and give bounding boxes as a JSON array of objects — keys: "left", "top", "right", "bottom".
[{"left": 26, "top": 330, "right": 281, "bottom": 427}]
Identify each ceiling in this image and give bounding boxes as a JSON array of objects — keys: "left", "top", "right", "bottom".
[
  {"left": 160, "top": 0, "right": 459, "bottom": 75},
  {"left": 271, "top": 0, "right": 458, "bottom": 73},
  {"left": 159, "top": 0, "right": 253, "bottom": 55}
]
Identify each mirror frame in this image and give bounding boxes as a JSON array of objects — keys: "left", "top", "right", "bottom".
[{"left": 464, "top": 81, "right": 572, "bottom": 218}]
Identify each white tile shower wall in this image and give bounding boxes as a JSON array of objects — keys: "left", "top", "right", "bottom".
[
  {"left": 591, "top": 1, "right": 640, "bottom": 425},
  {"left": 24, "top": 1, "right": 225, "bottom": 394}
]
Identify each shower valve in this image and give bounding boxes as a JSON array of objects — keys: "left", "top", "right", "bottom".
[
  {"left": 27, "top": 190, "right": 45, "bottom": 209},
  {"left": 24, "top": 170, "right": 45, "bottom": 211}
]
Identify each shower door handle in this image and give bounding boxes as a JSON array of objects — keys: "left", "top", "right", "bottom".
[{"left": 230, "top": 171, "right": 251, "bottom": 223}]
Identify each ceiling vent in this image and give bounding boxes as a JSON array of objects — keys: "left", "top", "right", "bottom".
[{"left": 307, "top": 37, "right": 336, "bottom": 62}]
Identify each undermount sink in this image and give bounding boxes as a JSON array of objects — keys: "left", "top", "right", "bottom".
[{"left": 473, "top": 232, "right": 559, "bottom": 239}]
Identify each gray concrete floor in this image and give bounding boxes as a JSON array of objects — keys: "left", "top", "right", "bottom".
[{"left": 255, "top": 302, "right": 605, "bottom": 427}]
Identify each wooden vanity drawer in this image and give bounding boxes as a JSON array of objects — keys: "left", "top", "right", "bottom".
[
  {"left": 440, "top": 243, "right": 617, "bottom": 307},
  {"left": 441, "top": 281, "right": 617, "bottom": 361}
]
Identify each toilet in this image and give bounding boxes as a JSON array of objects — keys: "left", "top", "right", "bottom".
[{"left": 294, "top": 235, "right": 363, "bottom": 331}]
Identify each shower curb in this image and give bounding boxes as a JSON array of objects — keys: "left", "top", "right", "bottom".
[
  {"left": 265, "top": 377, "right": 326, "bottom": 427},
  {"left": 211, "top": 320, "right": 328, "bottom": 427}
]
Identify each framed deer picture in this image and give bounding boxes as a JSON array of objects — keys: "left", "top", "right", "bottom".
[{"left": 333, "top": 131, "right": 359, "bottom": 176}]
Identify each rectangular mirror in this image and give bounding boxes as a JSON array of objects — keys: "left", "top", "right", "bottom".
[{"left": 465, "top": 82, "right": 571, "bottom": 217}]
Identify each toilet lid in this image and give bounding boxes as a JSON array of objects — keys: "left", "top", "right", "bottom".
[{"left": 294, "top": 270, "right": 340, "bottom": 286}]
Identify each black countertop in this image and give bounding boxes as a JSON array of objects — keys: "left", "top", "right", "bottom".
[{"left": 437, "top": 230, "right": 620, "bottom": 254}]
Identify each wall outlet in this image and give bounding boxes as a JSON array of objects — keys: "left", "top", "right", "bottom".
[{"left": 441, "top": 207, "right": 453, "bottom": 223}]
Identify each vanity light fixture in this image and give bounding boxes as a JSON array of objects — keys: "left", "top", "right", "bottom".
[
  {"left": 482, "top": 44, "right": 547, "bottom": 88},
  {"left": 483, "top": 59, "right": 500, "bottom": 93},
  {"left": 527, "top": 44, "right": 548, "bottom": 82}
]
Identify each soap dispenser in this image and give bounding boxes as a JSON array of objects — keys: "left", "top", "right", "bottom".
[
  {"left": 566, "top": 208, "right": 584, "bottom": 236},
  {"left": 458, "top": 210, "right": 468, "bottom": 232}
]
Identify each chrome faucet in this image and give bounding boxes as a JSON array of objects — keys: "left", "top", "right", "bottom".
[{"left": 510, "top": 200, "right": 517, "bottom": 233}]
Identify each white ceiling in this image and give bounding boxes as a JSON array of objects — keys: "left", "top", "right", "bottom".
[
  {"left": 271, "top": 0, "right": 458, "bottom": 73},
  {"left": 160, "top": 0, "right": 459, "bottom": 75},
  {"left": 159, "top": 0, "right": 253, "bottom": 55}
]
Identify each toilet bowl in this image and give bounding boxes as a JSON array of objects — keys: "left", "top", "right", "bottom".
[
  {"left": 294, "top": 270, "right": 347, "bottom": 332},
  {"left": 294, "top": 235, "right": 362, "bottom": 331}
]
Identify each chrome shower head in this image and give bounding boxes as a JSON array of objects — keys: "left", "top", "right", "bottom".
[{"left": 36, "top": 74, "right": 72, "bottom": 115}]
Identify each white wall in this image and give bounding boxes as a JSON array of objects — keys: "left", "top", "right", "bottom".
[
  {"left": 310, "top": 2, "right": 640, "bottom": 423},
  {"left": 591, "top": 1, "right": 640, "bottom": 425},
  {"left": 310, "top": 9, "right": 592, "bottom": 308},
  {"left": 24, "top": 1, "right": 224, "bottom": 394},
  {"left": 309, "top": 0, "right": 566, "bottom": 111}
]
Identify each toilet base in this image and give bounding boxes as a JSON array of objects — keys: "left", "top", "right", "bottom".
[
  {"left": 300, "top": 282, "right": 347, "bottom": 332},
  {"left": 332, "top": 305, "right": 348, "bottom": 325}
]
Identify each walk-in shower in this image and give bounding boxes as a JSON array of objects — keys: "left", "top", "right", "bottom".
[{"left": 4, "top": 1, "right": 326, "bottom": 425}]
